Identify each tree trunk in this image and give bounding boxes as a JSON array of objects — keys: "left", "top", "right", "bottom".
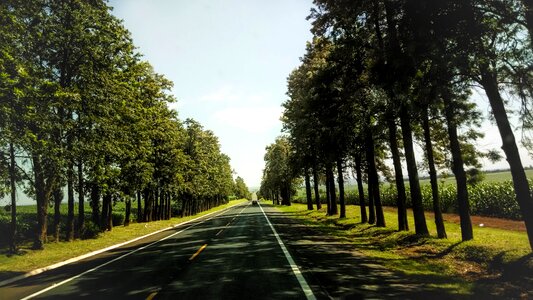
[
  {"left": 153, "top": 188, "right": 159, "bottom": 221},
  {"left": 168, "top": 194, "right": 172, "bottom": 219},
  {"left": 125, "top": 198, "right": 131, "bottom": 226},
  {"left": 159, "top": 191, "right": 165, "bottom": 220},
  {"left": 9, "top": 142, "right": 17, "bottom": 252},
  {"left": 365, "top": 128, "right": 385, "bottom": 227},
  {"left": 66, "top": 163, "right": 74, "bottom": 241},
  {"left": 326, "top": 164, "right": 338, "bottom": 215},
  {"left": 159, "top": 189, "right": 165, "bottom": 220},
  {"left": 32, "top": 154, "right": 48, "bottom": 250},
  {"left": 90, "top": 183, "right": 100, "bottom": 225},
  {"left": 137, "top": 191, "right": 142, "bottom": 222},
  {"left": 101, "top": 192, "right": 110, "bottom": 230},
  {"left": 144, "top": 189, "right": 152, "bottom": 222},
  {"left": 325, "top": 168, "right": 331, "bottom": 214},
  {"left": 77, "top": 161, "right": 84, "bottom": 238},
  {"left": 387, "top": 118, "right": 409, "bottom": 231},
  {"left": 355, "top": 153, "right": 368, "bottom": 223},
  {"left": 337, "top": 159, "right": 346, "bottom": 218},
  {"left": 421, "top": 108, "right": 447, "bottom": 238},
  {"left": 106, "top": 195, "right": 113, "bottom": 231},
  {"left": 53, "top": 187, "right": 62, "bottom": 242},
  {"left": 304, "top": 168, "right": 314, "bottom": 210},
  {"left": 167, "top": 193, "right": 172, "bottom": 219},
  {"left": 399, "top": 104, "right": 429, "bottom": 236},
  {"left": 443, "top": 91, "right": 473, "bottom": 241},
  {"left": 312, "top": 165, "right": 322, "bottom": 210},
  {"left": 367, "top": 176, "right": 376, "bottom": 225},
  {"left": 480, "top": 65, "right": 533, "bottom": 249}
]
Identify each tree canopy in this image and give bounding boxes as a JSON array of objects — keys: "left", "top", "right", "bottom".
[{"left": 0, "top": 0, "right": 248, "bottom": 251}]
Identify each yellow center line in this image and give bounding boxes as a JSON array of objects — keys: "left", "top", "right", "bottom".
[
  {"left": 217, "top": 217, "right": 237, "bottom": 237},
  {"left": 189, "top": 244, "right": 208, "bottom": 261},
  {"left": 214, "top": 205, "right": 245, "bottom": 238},
  {"left": 146, "top": 291, "right": 158, "bottom": 300}
]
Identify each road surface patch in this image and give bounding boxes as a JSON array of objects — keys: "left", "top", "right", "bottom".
[
  {"left": 0, "top": 201, "right": 247, "bottom": 288},
  {"left": 18, "top": 204, "right": 245, "bottom": 299},
  {"left": 258, "top": 202, "right": 317, "bottom": 300},
  {"left": 215, "top": 205, "right": 247, "bottom": 237}
]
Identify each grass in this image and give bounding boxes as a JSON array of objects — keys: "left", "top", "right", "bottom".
[
  {"left": 273, "top": 202, "right": 532, "bottom": 297},
  {"left": 0, "top": 199, "right": 247, "bottom": 279}
]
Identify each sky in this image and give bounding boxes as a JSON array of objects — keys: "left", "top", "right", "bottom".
[
  {"left": 108, "top": 0, "right": 314, "bottom": 188},
  {"left": 108, "top": 0, "right": 533, "bottom": 187}
]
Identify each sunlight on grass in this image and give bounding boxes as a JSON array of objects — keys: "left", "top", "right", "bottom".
[{"left": 275, "top": 202, "right": 531, "bottom": 296}]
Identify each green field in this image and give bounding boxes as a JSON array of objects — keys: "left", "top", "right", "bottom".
[
  {"left": 296, "top": 169, "right": 533, "bottom": 198},
  {"left": 417, "top": 169, "right": 533, "bottom": 185}
]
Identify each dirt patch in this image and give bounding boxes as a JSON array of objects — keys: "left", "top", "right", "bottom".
[
  {"left": 443, "top": 214, "right": 526, "bottom": 232},
  {"left": 383, "top": 207, "right": 526, "bottom": 231}
]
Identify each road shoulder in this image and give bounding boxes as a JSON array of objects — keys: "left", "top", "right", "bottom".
[{"left": 263, "top": 204, "right": 468, "bottom": 299}]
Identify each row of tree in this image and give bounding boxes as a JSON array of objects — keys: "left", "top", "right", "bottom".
[
  {"left": 0, "top": 0, "right": 247, "bottom": 251},
  {"left": 259, "top": 0, "right": 533, "bottom": 251}
]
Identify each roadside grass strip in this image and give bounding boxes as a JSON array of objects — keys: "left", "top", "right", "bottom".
[{"left": 275, "top": 203, "right": 532, "bottom": 297}]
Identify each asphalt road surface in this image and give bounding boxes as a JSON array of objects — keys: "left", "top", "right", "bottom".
[{"left": 0, "top": 202, "right": 316, "bottom": 300}]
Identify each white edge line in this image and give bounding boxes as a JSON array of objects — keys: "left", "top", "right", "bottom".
[
  {"left": 258, "top": 202, "right": 316, "bottom": 300},
  {"left": 0, "top": 201, "right": 248, "bottom": 288}
]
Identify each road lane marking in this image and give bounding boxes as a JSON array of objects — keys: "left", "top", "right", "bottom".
[
  {"left": 216, "top": 205, "right": 247, "bottom": 237},
  {"left": 20, "top": 204, "right": 247, "bottom": 300},
  {"left": 188, "top": 244, "right": 208, "bottom": 261},
  {"left": 214, "top": 205, "right": 246, "bottom": 237},
  {"left": 258, "top": 203, "right": 317, "bottom": 300},
  {"left": 146, "top": 291, "right": 158, "bottom": 300}
]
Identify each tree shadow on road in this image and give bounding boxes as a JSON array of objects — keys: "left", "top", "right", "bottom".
[{"left": 265, "top": 207, "right": 484, "bottom": 299}]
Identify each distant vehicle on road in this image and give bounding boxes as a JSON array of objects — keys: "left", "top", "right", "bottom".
[{"left": 252, "top": 199, "right": 258, "bottom": 206}]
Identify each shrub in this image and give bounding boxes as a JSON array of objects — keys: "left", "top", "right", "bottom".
[
  {"left": 111, "top": 212, "right": 125, "bottom": 226},
  {"left": 171, "top": 202, "right": 181, "bottom": 216},
  {"left": 81, "top": 221, "right": 100, "bottom": 239}
]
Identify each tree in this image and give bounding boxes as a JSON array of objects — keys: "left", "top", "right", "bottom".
[
  {"left": 260, "top": 137, "right": 297, "bottom": 206},
  {"left": 234, "top": 176, "right": 250, "bottom": 199}
]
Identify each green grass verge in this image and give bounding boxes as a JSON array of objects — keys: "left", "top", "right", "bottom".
[
  {"left": 0, "top": 199, "right": 248, "bottom": 279},
  {"left": 274, "top": 202, "right": 532, "bottom": 297}
]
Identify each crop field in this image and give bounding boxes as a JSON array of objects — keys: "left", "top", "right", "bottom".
[{"left": 293, "top": 169, "right": 533, "bottom": 221}]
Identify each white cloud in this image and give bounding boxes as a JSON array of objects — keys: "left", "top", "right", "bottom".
[
  {"left": 213, "top": 106, "right": 283, "bottom": 134},
  {"left": 197, "top": 85, "right": 272, "bottom": 105},
  {"left": 199, "top": 85, "right": 241, "bottom": 103}
]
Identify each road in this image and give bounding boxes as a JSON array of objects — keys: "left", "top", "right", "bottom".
[{"left": 0, "top": 202, "right": 316, "bottom": 300}]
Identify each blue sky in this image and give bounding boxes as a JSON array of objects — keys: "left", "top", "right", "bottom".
[{"left": 108, "top": 0, "right": 314, "bottom": 188}]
